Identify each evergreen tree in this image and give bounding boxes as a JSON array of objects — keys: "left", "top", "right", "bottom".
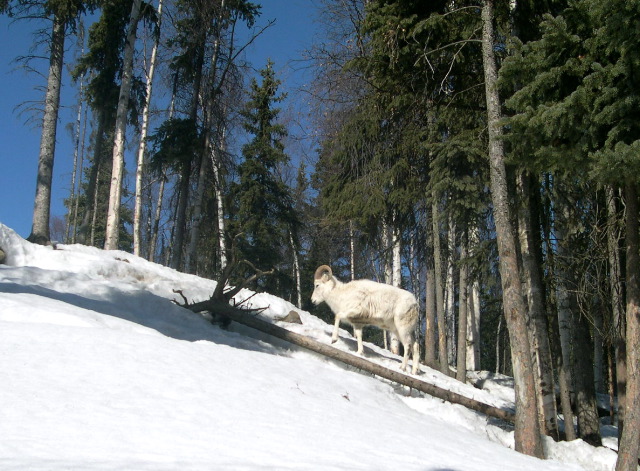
[{"left": 231, "top": 60, "right": 299, "bottom": 295}]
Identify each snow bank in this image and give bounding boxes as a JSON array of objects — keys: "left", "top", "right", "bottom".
[{"left": 0, "top": 223, "right": 621, "bottom": 470}]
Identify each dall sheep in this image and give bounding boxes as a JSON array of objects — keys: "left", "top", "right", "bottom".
[{"left": 311, "top": 265, "right": 420, "bottom": 375}]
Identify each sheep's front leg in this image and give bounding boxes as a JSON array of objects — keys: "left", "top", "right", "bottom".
[
  {"left": 331, "top": 315, "right": 341, "bottom": 344},
  {"left": 353, "top": 326, "right": 364, "bottom": 355}
]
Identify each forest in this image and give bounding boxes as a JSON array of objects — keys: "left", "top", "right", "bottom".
[{"left": 1, "top": 0, "right": 639, "bottom": 468}]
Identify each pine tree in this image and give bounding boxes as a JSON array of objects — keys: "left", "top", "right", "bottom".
[{"left": 231, "top": 60, "right": 299, "bottom": 294}]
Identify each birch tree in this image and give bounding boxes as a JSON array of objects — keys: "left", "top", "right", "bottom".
[
  {"left": 104, "top": 0, "right": 143, "bottom": 250},
  {"left": 133, "top": 0, "right": 163, "bottom": 257}
]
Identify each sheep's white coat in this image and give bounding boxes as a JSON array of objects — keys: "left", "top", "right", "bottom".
[{"left": 311, "top": 268, "right": 420, "bottom": 375}]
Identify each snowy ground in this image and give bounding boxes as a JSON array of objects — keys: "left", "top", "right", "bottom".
[{"left": 0, "top": 223, "right": 623, "bottom": 470}]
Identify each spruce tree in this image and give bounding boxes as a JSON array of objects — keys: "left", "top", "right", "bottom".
[{"left": 231, "top": 60, "right": 298, "bottom": 294}]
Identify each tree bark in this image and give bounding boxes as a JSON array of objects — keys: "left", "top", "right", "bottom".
[
  {"left": 289, "top": 230, "right": 302, "bottom": 308},
  {"left": 66, "top": 71, "right": 84, "bottom": 243},
  {"left": 148, "top": 169, "right": 166, "bottom": 262},
  {"left": 556, "top": 194, "right": 601, "bottom": 445},
  {"left": 615, "top": 180, "right": 640, "bottom": 471},
  {"left": 425, "top": 216, "right": 437, "bottom": 368},
  {"left": 104, "top": 0, "right": 143, "bottom": 250},
  {"left": 213, "top": 151, "right": 227, "bottom": 271},
  {"left": 516, "top": 172, "right": 559, "bottom": 439},
  {"left": 445, "top": 216, "right": 457, "bottom": 366},
  {"left": 481, "top": 0, "right": 543, "bottom": 457},
  {"left": 466, "top": 226, "right": 481, "bottom": 371},
  {"left": 134, "top": 0, "right": 163, "bottom": 257},
  {"left": 456, "top": 235, "right": 468, "bottom": 383},
  {"left": 390, "top": 220, "right": 402, "bottom": 355},
  {"left": 606, "top": 185, "right": 626, "bottom": 435},
  {"left": 171, "top": 34, "right": 205, "bottom": 270},
  {"left": 572, "top": 305, "right": 602, "bottom": 446},
  {"left": 432, "top": 198, "right": 449, "bottom": 376},
  {"left": 29, "top": 14, "right": 65, "bottom": 245}
]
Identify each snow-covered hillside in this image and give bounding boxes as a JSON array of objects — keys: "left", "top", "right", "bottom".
[{"left": 0, "top": 223, "right": 621, "bottom": 470}]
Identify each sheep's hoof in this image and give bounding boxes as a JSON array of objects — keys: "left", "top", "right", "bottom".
[{"left": 331, "top": 337, "right": 338, "bottom": 344}]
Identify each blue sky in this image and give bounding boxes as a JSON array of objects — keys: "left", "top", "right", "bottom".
[{"left": 0, "top": 0, "right": 318, "bottom": 239}]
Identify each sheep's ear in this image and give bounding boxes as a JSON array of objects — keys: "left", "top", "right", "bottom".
[{"left": 321, "top": 272, "right": 331, "bottom": 282}]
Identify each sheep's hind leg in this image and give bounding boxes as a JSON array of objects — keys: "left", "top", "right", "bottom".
[{"left": 400, "top": 346, "right": 410, "bottom": 372}]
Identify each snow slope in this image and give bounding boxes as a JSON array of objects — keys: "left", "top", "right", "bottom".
[{"left": 0, "top": 223, "right": 621, "bottom": 470}]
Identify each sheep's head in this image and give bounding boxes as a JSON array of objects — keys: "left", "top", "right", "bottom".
[{"left": 311, "top": 265, "right": 334, "bottom": 305}]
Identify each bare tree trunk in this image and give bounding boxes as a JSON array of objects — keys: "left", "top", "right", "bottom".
[
  {"left": 290, "top": 230, "right": 302, "bottom": 309},
  {"left": 432, "top": 199, "right": 449, "bottom": 376},
  {"left": 572, "top": 304, "right": 602, "bottom": 446},
  {"left": 72, "top": 94, "right": 88, "bottom": 244},
  {"left": 456, "top": 235, "right": 468, "bottom": 383},
  {"left": 593, "top": 303, "right": 605, "bottom": 395},
  {"left": 29, "top": 14, "right": 65, "bottom": 245},
  {"left": 556, "top": 193, "right": 601, "bottom": 446},
  {"left": 445, "top": 216, "right": 457, "bottom": 366},
  {"left": 212, "top": 153, "right": 227, "bottom": 271},
  {"left": 171, "top": 36, "right": 205, "bottom": 270},
  {"left": 390, "top": 221, "right": 402, "bottom": 355},
  {"left": 186, "top": 25, "right": 224, "bottom": 273},
  {"left": 425, "top": 214, "right": 437, "bottom": 368},
  {"left": 552, "top": 201, "right": 578, "bottom": 442},
  {"left": 77, "top": 110, "right": 106, "bottom": 245},
  {"left": 149, "top": 81, "right": 176, "bottom": 262},
  {"left": 134, "top": 0, "right": 163, "bottom": 257},
  {"left": 467, "top": 279, "right": 481, "bottom": 370},
  {"left": 466, "top": 226, "right": 481, "bottom": 371},
  {"left": 481, "top": 0, "right": 543, "bottom": 457},
  {"left": 496, "top": 315, "right": 502, "bottom": 373},
  {"left": 615, "top": 180, "right": 640, "bottom": 471},
  {"left": 104, "top": 0, "right": 143, "bottom": 250},
  {"left": 606, "top": 185, "right": 626, "bottom": 434},
  {"left": 66, "top": 74, "right": 84, "bottom": 243},
  {"left": 517, "top": 172, "right": 559, "bottom": 440},
  {"left": 148, "top": 169, "right": 166, "bottom": 262},
  {"left": 349, "top": 220, "right": 356, "bottom": 280}
]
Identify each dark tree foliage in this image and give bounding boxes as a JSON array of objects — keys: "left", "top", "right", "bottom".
[{"left": 229, "top": 60, "right": 300, "bottom": 296}]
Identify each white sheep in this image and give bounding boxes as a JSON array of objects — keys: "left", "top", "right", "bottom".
[{"left": 311, "top": 265, "right": 420, "bottom": 375}]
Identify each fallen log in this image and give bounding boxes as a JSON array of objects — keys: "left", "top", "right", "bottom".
[{"left": 186, "top": 300, "right": 516, "bottom": 424}]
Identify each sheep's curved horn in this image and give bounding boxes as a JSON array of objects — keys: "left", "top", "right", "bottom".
[{"left": 314, "top": 265, "right": 332, "bottom": 280}]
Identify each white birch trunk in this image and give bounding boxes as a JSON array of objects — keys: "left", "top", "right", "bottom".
[
  {"left": 467, "top": 279, "right": 481, "bottom": 371},
  {"left": 389, "top": 220, "right": 402, "bottom": 355},
  {"left": 289, "top": 230, "right": 302, "bottom": 308},
  {"left": 186, "top": 45, "right": 224, "bottom": 272},
  {"left": 212, "top": 154, "right": 227, "bottom": 271},
  {"left": 134, "top": 0, "right": 163, "bottom": 257},
  {"left": 349, "top": 220, "right": 356, "bottom": 280},
  {"left": 104, "top": 0, "right": 143, "bottom": 250},
  {"left": 456, "top": 239, "right": 468, "bottom": 383}
]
